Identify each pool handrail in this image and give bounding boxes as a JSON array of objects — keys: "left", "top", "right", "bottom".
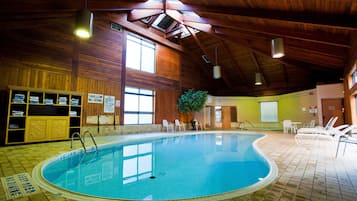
[{"left": 70, "top": 131, "right": 98, "bottom": 154}]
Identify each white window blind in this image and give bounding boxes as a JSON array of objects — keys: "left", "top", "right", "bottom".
[{"left": 260, "top": 101, "right": 278, "bottom": 122}]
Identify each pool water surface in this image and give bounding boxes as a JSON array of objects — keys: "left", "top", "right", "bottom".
[{"left": 36, "top": 132, "right": 277, "bottom": 200}]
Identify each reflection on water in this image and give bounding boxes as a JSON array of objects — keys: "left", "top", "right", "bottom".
[{"left": 43, "top": 133, "right": 269, "bottom": 200}]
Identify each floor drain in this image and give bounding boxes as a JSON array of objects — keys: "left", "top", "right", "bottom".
[{"left": 149, "top": 176, "right": 156, "bottom": 179}]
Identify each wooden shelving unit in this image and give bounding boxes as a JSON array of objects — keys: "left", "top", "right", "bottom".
[{"left": 1, "top": 86, "right": 83, "bottom": 145}]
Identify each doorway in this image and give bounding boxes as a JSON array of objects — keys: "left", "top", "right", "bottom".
[{"left": 321, "top": 98, "right": 344, "bottom": 126}]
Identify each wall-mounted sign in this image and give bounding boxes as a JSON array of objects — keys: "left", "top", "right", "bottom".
[
  {"left": 104, "top": 95, "right": 115, "bottom": 113},
  {"left": 88, "top": 93, "right": 103, "bottom": 104}
]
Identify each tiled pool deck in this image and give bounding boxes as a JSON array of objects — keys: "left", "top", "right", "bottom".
[{"left": 1, "top": 131, "right": 357, "bottom": 201}]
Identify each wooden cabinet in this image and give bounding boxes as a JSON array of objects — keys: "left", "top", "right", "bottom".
[
  {"left": 1, "top": 86, "right": 83, "bottom": 145},
  {"left": 25, "top": 116, "right": 69, "bottom": 142}
]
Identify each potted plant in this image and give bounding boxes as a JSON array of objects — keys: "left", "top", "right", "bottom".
[{"left": 177, "top": 89, "right": 208, "bottom": 130}]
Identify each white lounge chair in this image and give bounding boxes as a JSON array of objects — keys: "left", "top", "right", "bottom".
[
  {"left": 296, "top": 116, "right": 337, "bottom": 135},
  {"left": 335, "top": 124, "right": 357, "bottom": 157},
  {"left": 295, "top": 123, "right": 348, "bottom": 144}
]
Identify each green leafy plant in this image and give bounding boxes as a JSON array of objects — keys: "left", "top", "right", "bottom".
[{"left": 178, "top": 89, "right": 208, "bottom": 113}]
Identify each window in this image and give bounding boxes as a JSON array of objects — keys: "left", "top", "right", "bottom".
[
  {"left": 260, "top": 101, "right": 278, "bottom": 122},
  {"left": 352, "top": 71, "right": 357, "bottom": 85},
  {"left": 215, "top": 106, "right": 222, "bottom": 122},
  {"left": 126, "top": 34, "right": 156, "bottom": 73},
  {"left": 124, "top": 87, "right": 154, "bottom": 125}
]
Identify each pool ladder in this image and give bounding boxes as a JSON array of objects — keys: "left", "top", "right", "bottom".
[{"left": 70, "top": 131, "right": 98, "bottom": 154}]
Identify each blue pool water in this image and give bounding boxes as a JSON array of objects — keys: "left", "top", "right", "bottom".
[{"left": 42, "top": 133, "right": 272, "bottom": 200}]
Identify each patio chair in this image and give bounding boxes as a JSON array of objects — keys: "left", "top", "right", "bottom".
[
  {"left": 283, "top": 120, "right": 296, "bottom": 134},
  {"left": 174, "top": 119, "right": 185, "bottom": 131},
  {"left": 162, "top": 119, "right": 173, "bottom": 132}
]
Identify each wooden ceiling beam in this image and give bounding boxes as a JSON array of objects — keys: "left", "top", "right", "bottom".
[
  {"left": 211, "top": 31, "right": 343, "bottom": 78},
  {"left": 89, "top": 1, "right": 163, "bottom": 11},
  {"left": 110, "top": 13, "right": 183, "bottom": 52},
  {"left": 214, "top": 27, "right": 345, "bottom": 69},
  {"left": 219, "top": 41, "right": 249, "bottom": 86},
  {"left": 183, "top": 15, "right": 350, "bottom": 48},
  {"left": 127, "top": 9, "right": 163, "bottom": 21},
  {"left": 250, "top": 52, "right": 270, "bottom": 86},
  {"left": 186, "top": 26, "right": 233, "bottom": 88},
  {"left": 168, "top": 3, "right": 357, "bottom": 31}
]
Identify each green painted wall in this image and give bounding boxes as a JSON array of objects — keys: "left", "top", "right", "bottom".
[{"left": 210, "top": 89, "right": 318, "bottom": 129}]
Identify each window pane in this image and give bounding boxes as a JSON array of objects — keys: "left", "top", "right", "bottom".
[
  {"left": 139, "top": 89, "right": 153, "bottom": 95},
  {"left": 260, "top": 101, "right": 278, "bottom": 122},
  {"left": 125, "top": 87, "right": 139, "bottom": 93},
  {"left": 123, "top": 158, "right": 137, "bottom": 178},
  {"left": 124, "top": 94, "right": 139, "bottom": 111},
  {"left": 141, "top": 45, "right": 155, "bottom": 73},
  {"left": 126, "top": 40, "right": 141, "bottom": 70},
  {"left": 124, "top": 113, "right": 138, "bottom": 124},
  {"left": 127, "top": 34, "right": 141, "bottom": 43},
  {"left": 138, "top": 155, "right": 152, "bottom": 174},
  {"left": 123, "top": 145, "right": 138, "bottom": 157},
  {"left": 139, "top": 114, "right": 152, "bottom": 124},
  {"left": 139, "top": 96, "right": 153, "bottom": 112},
  {"left": 138, "top": 143, "right": 152, "bottom": 154}
]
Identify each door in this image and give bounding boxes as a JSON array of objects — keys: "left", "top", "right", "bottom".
[
  {"left": 222, "top": 106, "right": 231, "bottom": 129},
  {"left": 321, "top": 98, "right": 344, "bottom": 126}
]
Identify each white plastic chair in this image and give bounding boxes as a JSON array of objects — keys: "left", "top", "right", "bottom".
[
  {"left": 283, "top": 120, "right": 294, "bottom": 134},
  {"left": 162, "top": 119, "right": 173, "bottom": 132},
  {"left": 174, "top": 119, "right": 185, "bottom": 131}
]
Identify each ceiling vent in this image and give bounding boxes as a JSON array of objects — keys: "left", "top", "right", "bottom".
[
  {"left": 111, "top": 22, "right": 122, "bottom": 32},
  {"left": 202, "top": 55, "right": 210, "bottom": 63}
]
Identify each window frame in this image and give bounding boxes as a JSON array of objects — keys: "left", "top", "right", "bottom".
[
  {"left": 126, "top": 34, "right": 156, "bottom": 73},
  {"left": 124, "top": 86, "right": 155, "bottom": 125}
]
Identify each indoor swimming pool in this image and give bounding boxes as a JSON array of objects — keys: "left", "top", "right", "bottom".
[{"left": 33, "top": 132, "right": 278, "bottom": 200}]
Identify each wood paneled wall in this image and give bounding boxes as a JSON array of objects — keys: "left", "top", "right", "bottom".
[{"left": 0, "top": 12, "right": 201, "bottom": 126}]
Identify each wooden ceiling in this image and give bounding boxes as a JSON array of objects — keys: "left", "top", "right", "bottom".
[{"left": 2, "top": 0, "right": 357, "bottom": 96}]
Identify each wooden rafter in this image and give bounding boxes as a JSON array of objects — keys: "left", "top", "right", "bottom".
[
  {"left": 127, "top": 9, "right": 163, "bottom": 21},
  {"left": 186, "top": 26, "right": 233, "bottom": 88},
  {"left": 219, "top": 41, "right": 248, "bottom": 86},
  {"left": 250, "top": 52, "right": 270, "bottom": 86},
  {"left": 110, "top": 13, "right": 183, "bottom": 52},
  {"left": 182, "top": 15, "right": 350, "bottom": 48},
  {"left": 167, "top": 3, "right": 357, "bottom": 31}
]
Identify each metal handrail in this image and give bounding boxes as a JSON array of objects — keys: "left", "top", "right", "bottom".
[
  {"left": 70, "top": 131, "right": 98, "bottom": 154},
  {"left": 71, "top": 132, "right": 87, "bottom": 153},
  {"left": 82, "top": 130, "right": 98, "bottom": 153}
]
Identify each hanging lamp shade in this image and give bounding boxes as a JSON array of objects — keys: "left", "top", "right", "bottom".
[
  {"left": 271, "top": 38, "right": 284, "bottom": 58},
  {"left": 213, "top": 46, "right": 221, "bottom": 79},
  {"left": 213, "top": 65, "right": 221, "bottom": 79},
  {"left": 255, "top": 72, "right": 262, "bottom": 85},
  {"left": 74, "top": 9, "right": 93, "bottom": 39}
]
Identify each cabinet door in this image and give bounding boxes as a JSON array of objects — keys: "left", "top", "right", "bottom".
[
  {"left": 25, "top": 117, "right": 48, "bottom": 142},
  {"left": 48, "top": 117, "right": 69, "bottom": 140}
]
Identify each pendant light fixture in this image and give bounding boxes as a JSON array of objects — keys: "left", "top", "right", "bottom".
[
  {"left": 74, "top": 0, "right": 93, "bottom": 39},
  {"left": 213, "top": 46, "right": 221, "bottom": 79},
  {"left": 271, "top": 38, "right": 284, "bottom": 58},
  {"left": 255, "top": 72, "right": 262, "bottom": 85}
]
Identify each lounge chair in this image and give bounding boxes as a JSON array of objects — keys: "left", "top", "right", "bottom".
[
  {"left": 295, "top": 123, "right": 349, "bottom": 144},
  {"left": 296, "top": 116, "right": 337, "bottom": 135},
  {"left": 335, "top": 124, "right": 357, "bottom": 157}
]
